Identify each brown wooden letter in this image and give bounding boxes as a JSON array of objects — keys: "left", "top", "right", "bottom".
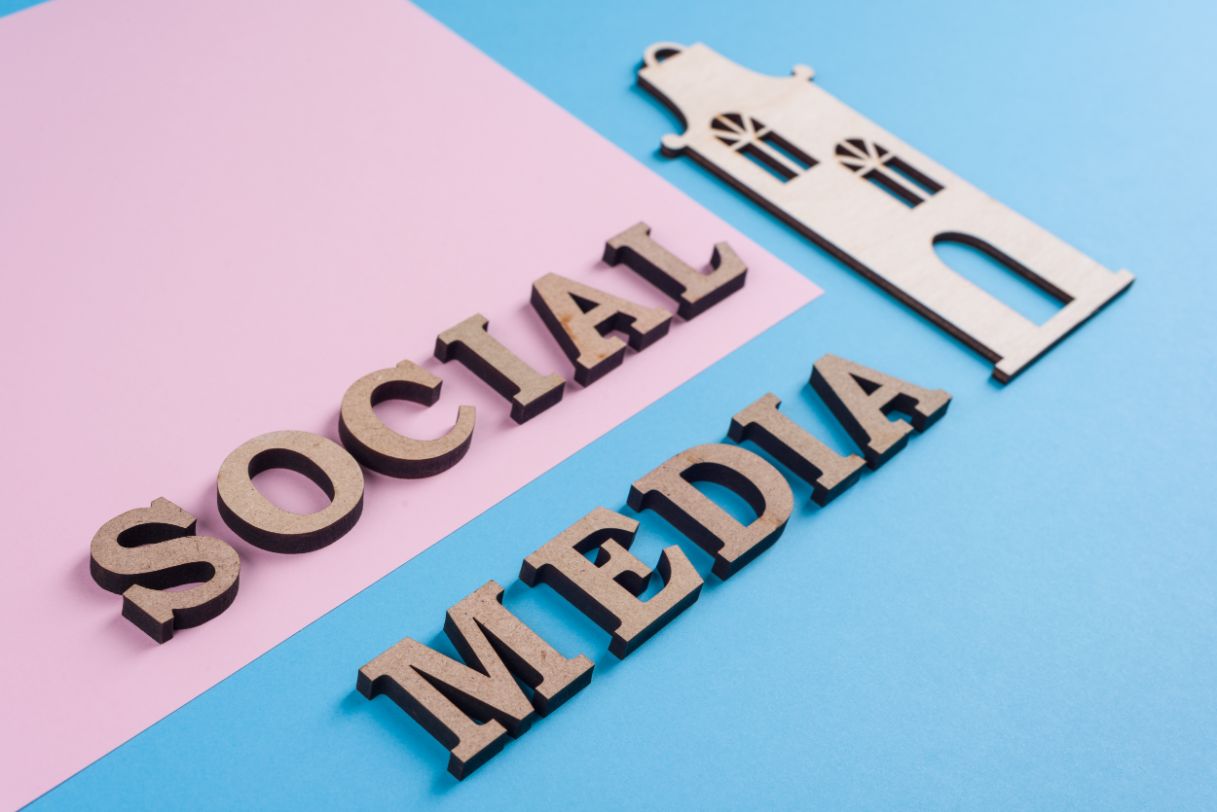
[
  {"left": 434, "top": 313, "right": 565, "bottom": 424},
  {"left": 602, "top": 221, "right": 747, "bottom": 319},
  {"left": 530, "top": 273, "right": 672, "bottom": 386},
  {"left": 339, "top": 359, "right": 475, "bottom": 478},
  {"left": 729, "top": 392, "right": 865, "bottom": 506},
  {"left": 217, "top": 430, "right": 365, "bottom": 553},
  {"left": 810, "top": 354, "right": 951, "bottom": 468},
  {"left": 520, "top": 507, "right": 703, "bottom": 658},
  {"left": 627, "top": 443, "right": 793, "bottom": 580},
  {"left": 356, "top": 580, "right": 593, "bottom": 780},
  {"left": 90, "top": 498, "right": 240, "bottom": 643}
]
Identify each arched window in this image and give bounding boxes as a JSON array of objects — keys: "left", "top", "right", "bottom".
[
  {"left": 835, "top": 138, "right": 942, "bottom": 207},
  {"left": 711, "top": 113, "right": 816, "bottom": 182},
  {"left": 932, "top": 233, "right": 1064, "bottom": 324}
]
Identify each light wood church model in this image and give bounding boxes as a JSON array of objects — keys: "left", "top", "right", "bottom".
[{"left": 637, "top": 43, "right": 1133, "bottom": 382}]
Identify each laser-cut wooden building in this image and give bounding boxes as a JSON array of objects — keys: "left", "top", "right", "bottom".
[{"left": 638, "top": 43, "right": 1133, "bottom": 382}]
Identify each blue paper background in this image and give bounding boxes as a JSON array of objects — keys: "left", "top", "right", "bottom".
[{"left": 15, "top": 0, "right": 1217, "bottom": 808}]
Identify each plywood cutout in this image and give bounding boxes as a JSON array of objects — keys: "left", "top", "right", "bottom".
[
  {"left": 810, "top": 354, "right": 951, "bottom": 468},
  {"left": 637, "top": 43, "right": 1134, "bottom": 382},
  {"left": 435, "top": 314, "right": 565, "bottom": 424},
  {"left": 530, "top": 273, "right": 672, "bottom": 386},
  {"left": 357, "top": 580, "right": 592, "bottom": 779},
  {"left": 602, "top": 222, "right": 747, "bottom": 319},
  {"left": 627, "top": 443, "right": 793, "bottom": 580},
  {"left": 90, "top": 498, "right": 240, "bottom": 643},
  {"left": 339, "top": 360, "right": 475, "bottom": 478},
  {"left": 519, "top": 507, "right": 702, "bottom": 658},
  {"left": 728, "top": 392, "right": 865, "bottom": 505},
  {"left": 216, "top": 430, "right": 365, "bottom": 554}
]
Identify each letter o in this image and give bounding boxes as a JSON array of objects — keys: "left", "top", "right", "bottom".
[{"left": 217, "top": 430, "right": 364, "bottom": 554}]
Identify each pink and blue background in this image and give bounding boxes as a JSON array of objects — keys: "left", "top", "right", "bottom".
[{"left": 2, "top": 0, "right": 1214, "bottom": 809}]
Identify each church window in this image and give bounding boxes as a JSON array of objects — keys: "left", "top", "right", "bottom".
[
  {"left": 835, "top": 138, "right": 943, "bottom": 206},
  {"left": 710, "top": 113, "right": 816, "bottom": 182}
]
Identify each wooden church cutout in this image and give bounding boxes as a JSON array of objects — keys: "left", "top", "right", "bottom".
[{"left": 637, "top": 43, "right": 1134, "bottom": 382}]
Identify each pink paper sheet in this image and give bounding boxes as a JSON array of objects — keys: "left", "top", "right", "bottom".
[{"left": 0, "top": 0, "right": 818, "bottom": 806}]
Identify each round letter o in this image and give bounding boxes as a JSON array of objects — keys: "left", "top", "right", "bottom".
[{"left": 217, "top": 430, "right": 364, "bottom": 554}]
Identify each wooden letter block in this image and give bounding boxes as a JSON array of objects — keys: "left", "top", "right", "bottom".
[
  {"left": 217, "top": 430, "right": 365, "bottom": 553},
  {"left": 356, "top": 580, "right": 593, "bottom": 780},
  {"left": 729, "top": 392, "right": 865, "bottom": 505},
  {"left": 434, "top": 313, "right": 565, "bottom": 424},
  {"left": 603, "top": 222, "right": 747, "bottom": 319},
  {"left": 530, "top": 273, "right": 672, "bottom": 386},
  {"left": 90, "top": 498, "right": 240, "bottom": 643},
  {"left": 627, "top": 443, "right": 793, "bottom": 580},
  {"left": 520, "top": 507, "right": 703, "bottom": 658},
  {"left": 810, "top": 354, "right": 951, "bottom": 468},
  {"left": 339, "top": 359, "right": 475, "bottom": 478}
]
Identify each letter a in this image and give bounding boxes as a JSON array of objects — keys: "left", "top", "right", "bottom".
[{"left": 810, "top": 354, "right": 950, "bottom": 468}]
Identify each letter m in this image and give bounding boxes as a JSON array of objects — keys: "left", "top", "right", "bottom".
[{"left": 356, "top": 580, "right": 592, "bottom": 779}]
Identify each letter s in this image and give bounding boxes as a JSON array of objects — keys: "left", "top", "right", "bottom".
[{"left": 90, "top": 497, "right": 240, "bottom": 643}]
